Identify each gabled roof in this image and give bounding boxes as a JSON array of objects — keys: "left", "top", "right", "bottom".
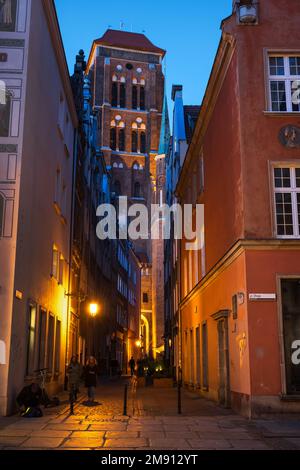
[{"left": 95, "top": 29, "right": 166, "bottom": 57}]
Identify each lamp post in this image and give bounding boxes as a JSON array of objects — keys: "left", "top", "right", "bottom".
[{"left": 88, "top": 302, "right": 99, "bottom": 357}]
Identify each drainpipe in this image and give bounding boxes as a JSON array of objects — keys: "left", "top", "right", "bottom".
[{"left": 64, "top": 127, "right": 78, "bottom": 390}]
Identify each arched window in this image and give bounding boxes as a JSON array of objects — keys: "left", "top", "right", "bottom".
[
  {"left": 134, "top": 182, "right": 141, "bottom": 199},
  {"left": 119, "top": 163, "right": 124, "bottom": 169},
  {"left": 140, "top": 86, "right": 145, "bottom": 110},
  {"left": 119, "top": 128, "right": 125, "bottom": 151},
  {"left": 111, "top": 82, "right": 118, "bottom": 107},
  {"left": 114, "top": 180, "right": 121, "bottom": 197},
  {"left": 132, "top": 85, "right": 138, "bottom": 109},
  {"left": 113, "top": 162, "right": 118, "bottom": 168},
  {"left": 0, "top": 193, "right": 4, "bottom": 236},
  {"left": 110, "top": 127, "right": 117, "bottom": 150},
  {"left": 132, "top": 131, "right": 138, "bottom": 153},
  {"left": 140, "top": 132, "right": 146, "bottom": 153},
  {"left": 133, "top": 163, "right": 139, "bottom": 170},
  {"left": 120, "top": 83, "right": 126, "bottom": 108}
]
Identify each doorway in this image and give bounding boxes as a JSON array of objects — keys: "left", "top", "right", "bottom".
[
  {"left": 213, "top": 310, "right": 231, "bottom": 408},
  {"left": 281, "top": 279, "right": 300, "bottom": 395}
]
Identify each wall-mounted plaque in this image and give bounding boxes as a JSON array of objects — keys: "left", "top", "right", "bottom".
[{"left": 279, "top": 125, "right": 300, "bottom": 149}]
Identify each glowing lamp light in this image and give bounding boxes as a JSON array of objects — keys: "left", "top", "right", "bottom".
[
  {"left": 136, "top": 340, "right": 142, "bottom": 348},
  {"left": 89, "top": 303, "right": 99, "bottom": 317}
]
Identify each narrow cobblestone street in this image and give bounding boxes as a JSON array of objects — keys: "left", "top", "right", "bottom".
[{"left": 1, "top": 379, "right": 300, "bottom": 451}]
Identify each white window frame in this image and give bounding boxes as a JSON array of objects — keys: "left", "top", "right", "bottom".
[
  {"left": 273, "top": 165, "right": 300, "bottom": 239},
  {"left": 268, "top": 55, "right": 300, "bottom": 112}
]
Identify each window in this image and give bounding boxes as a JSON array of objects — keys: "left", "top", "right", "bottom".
[
  {"left": 134, "top": 182, "right": 141, "bottom": 198},
  {"left": 120, "top": 83, "right": 126, "bottom": 108},
  {"left": 140, "top": 86, "right": 145, "bottom": 110},
  {"left": 268, "top": 55, "right": 300, "bottom": 112},
  {"left": 132, "top": 131, "right": 138, "bottom": 153},
  {"left": 55, "top": 320, "right": 61, "bottom": 374},
  {"left": 143, "top": 293, "right": 149, "bottom": 303},
  {"left": 38, "top": 309, "right": 47, "bottom": 369},
  {"left": 0, "top": 88, "right": 11, "bottom": 137},
  {"left": 111, "top": 82, "right": 118, "bottom": 107},
  {"left": 140, "top": 132, "right": 146, "bottom": 153},
  {"left": 54, "top": 169, "right": 61, "bottom": 205},
  {"left": 26, "top": 304, "right": 37, "bottom": 376},
  {"left": 110, "top": 127, "right": 117, "bottom": 150},
  {"left": 119, "top": 128, "right": 125, "bottom": 151},
  {"left": 0, "top": 193, "right": 4, "bottom": 236},
  {"left": 132, "top": 85, "right": 138, "bottom": 109},
  {"left": 0, "top": 0, "right": 17, "bottom": 32},
  {"left": 47, "top": 314, "right": 55, "bottom": 373},
  {"left": 58, "top": 255, "right": 64, "bottom": 285},
  {"left": 114, "top": 180, "right": 121, "bottom": 197},
  {"left": 274, "top": 167, "right": 300, "bottom": 237},
  {"left": 52, "top": 245, "right": 59, "bottom": 278},
  {"left": 202, "top": 323, "right": 208, "bottom": 390}
]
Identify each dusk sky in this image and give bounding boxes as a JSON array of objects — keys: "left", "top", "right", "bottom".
[{"left": 55, "top": 0, "right": 232, "bottom": 111}]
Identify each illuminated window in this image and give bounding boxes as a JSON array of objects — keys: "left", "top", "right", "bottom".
[
  {"left": 52, "top": 245, "right": 59, "bottom": 279},
  {"left": 26, "top": 304, "right": 37, "bottom": 376}
]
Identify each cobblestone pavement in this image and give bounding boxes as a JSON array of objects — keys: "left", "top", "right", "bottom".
[{"left": 1, "top": 378, "right": 300, "bottom": 450}]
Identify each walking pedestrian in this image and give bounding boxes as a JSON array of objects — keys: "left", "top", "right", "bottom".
[
  {"left": 84, "top": 356, "right": 98, "bottom": 404},
  {"left": 129, "top": 356, "right": 136, "bottom": 376},
  {"left": 67, "top": 355, "right": 82, "bottom": 401}
]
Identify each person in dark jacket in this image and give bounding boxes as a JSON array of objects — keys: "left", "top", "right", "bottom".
[
  {"left": 129, "top": 357, "right": 136, "bottom": 376},
  {"left": 84, "top": 356, "right": 98, "bottom": 404},
  {"left": 67, "top": 355, "right": 82, "bottom": 400},
  {"left": 17, "top": 383, "right": 43, "bottom": 417}
]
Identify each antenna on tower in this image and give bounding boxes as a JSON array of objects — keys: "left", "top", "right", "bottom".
[{"left": 120, "top": 21, "right": 125, "bottom": 30}]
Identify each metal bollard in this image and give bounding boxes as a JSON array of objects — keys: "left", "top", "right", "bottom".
[
  {"left": 123, "top": 383, "right": 128, "bottom": 416},
  {"left": 178, "top": 381, "right": 182, "bottom": 415}
]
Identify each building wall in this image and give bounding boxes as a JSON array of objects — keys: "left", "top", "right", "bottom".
[
  {"left": 177, "top": 0, "right": 300, "bottom": 416},
  {"left": 0, "top": 0, "right": 33, "bottom": 416},
  {"left": 0, "top": 0, "right": 76, "bottom": 415}
]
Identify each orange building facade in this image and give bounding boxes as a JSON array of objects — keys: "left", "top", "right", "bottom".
[{"left": 176, "top": 0, "right": 300, "bottom": 417}]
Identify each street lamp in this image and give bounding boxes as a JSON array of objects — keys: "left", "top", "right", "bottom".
[
  {"left": 89, "top": 303, "right": 99, "bottom": 318},
  {"left": 135, "top": 340, "right": 142, "bottom": 348}
]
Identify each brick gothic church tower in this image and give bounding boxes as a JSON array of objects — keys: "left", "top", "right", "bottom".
[{"left": 86, "top": 30, "right": 167, "bottom": 358}]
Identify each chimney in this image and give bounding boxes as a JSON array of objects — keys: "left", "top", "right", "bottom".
[{"left": 233, "top": 0, "right": 259, "bottom": 25}]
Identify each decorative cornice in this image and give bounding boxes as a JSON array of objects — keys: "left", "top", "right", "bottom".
[{"left": 180, "top": 238, "right": 300, "bottom": 309}]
